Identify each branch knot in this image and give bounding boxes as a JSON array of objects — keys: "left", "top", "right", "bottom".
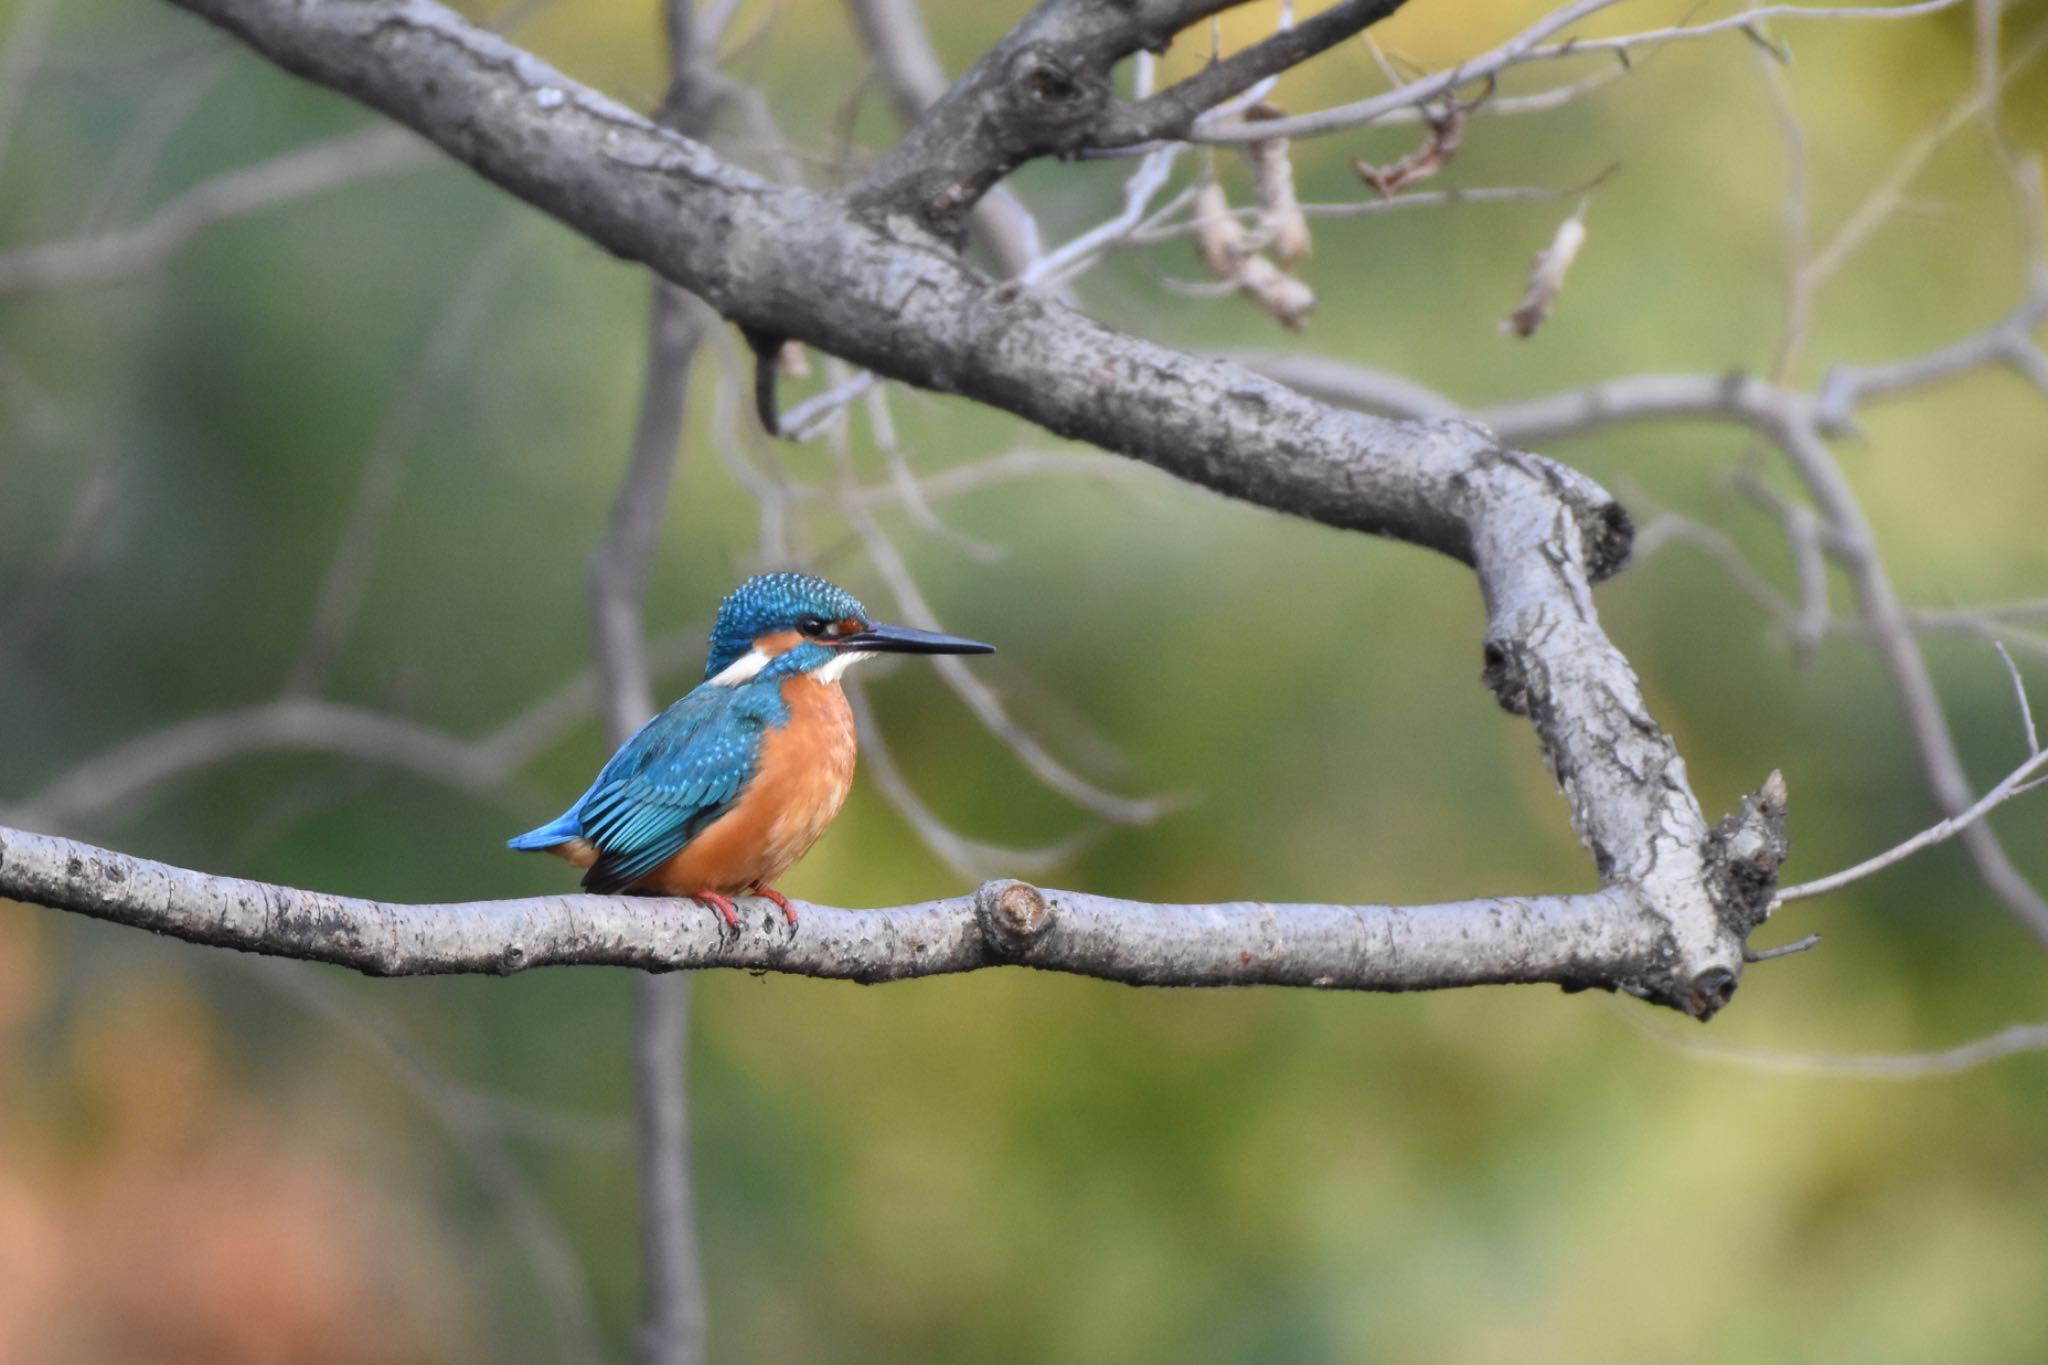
[
  {"left": 975, "top": 879, "right": 1055, "bottom": 957},
  {"left": 1000, "top": 43, "right": 1110, "bottom": 136},
  {"left": 1704, "top": 770, "right": 1792, "bottom": 939},
  {"left": 1480, "top": 639, "right": 1531, "bottom": 716}
]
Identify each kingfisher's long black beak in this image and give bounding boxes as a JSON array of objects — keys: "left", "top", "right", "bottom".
[{"left": 840, "top": 621, "right": 995, "bottom": 655}]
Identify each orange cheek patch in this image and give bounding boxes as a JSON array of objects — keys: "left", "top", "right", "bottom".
[{"left": 753, "top": 629, "right": 803, "bottom": 657}]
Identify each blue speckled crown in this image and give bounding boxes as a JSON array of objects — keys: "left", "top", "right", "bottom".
[{"left": 705, "top": 572, "right": 867, "bottom": 678}]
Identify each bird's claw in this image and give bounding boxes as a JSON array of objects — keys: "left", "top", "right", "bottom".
[
  {"left": 693, "top": 891, "right": 741, "bottom": 933},
  {"left": 757, "top": 887, "right": 800, "bottom": 934}
]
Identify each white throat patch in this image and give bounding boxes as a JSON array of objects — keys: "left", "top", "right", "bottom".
[
  {"left": 815, "top": 650, "right": 876, "bottom": 684},
  {"left": 706, "top": 647, "right": 770, "bottom": 686}
]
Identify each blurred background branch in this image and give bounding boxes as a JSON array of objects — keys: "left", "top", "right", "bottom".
[
  {"left": 598, "top": 2, "right": 727, "bottom": 1359},
  {"left": 0, "top": 126, "right": 430, "bottom": 297}
]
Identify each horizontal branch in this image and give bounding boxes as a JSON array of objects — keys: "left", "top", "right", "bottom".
[
  {"left": 0, "top": 696, "right": 522, "bottom": 830},
  {"left": 2, "top": 823, "right": 1685, "bottom": 996}
]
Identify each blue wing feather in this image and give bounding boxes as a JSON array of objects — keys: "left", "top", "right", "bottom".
[
  {"left": 543, "top": 680, "right": 789, "bottom": 893},
  {"left": 507, "top": 810, "right": 584, "bottom": 851}
]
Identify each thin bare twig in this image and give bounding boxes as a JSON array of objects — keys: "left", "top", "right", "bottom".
[
  {"left": 288, "top": 223, "right": 523, "bottom": 695},
  {"left": 1127, "top": 177, "right": 1604, "bottom": 250},
  {"left": 1027, "top": 141, "right": 1181, "bottom": 289},
  {"left": 1807, "top": 19, "right": 2048, "bottom": 287},
  {"left": 1775, "top": 744, "right": 2048, "bottom": 905},
  {"left": 844, "top": 680, "right": 1091, "bottom": 881},
  {"left": 1768, "top": 395, "right": 2048, "bottom": 945},
  {"left": 778, "top": 370, "right": 876, "bottom": 442},
  {"left": 1636, "top": 1017, "right": 2048, "bottom": 1078},
  {"left": 1191, "top": 0, "right": 1963, "bottom": 145},
  {"left": 1995, "top": 642, "right": 2039, "bottom": 755},
  {"left": 0, "top": 127, "right": 433, "bottom": 296},
  {"left": 75, "top": 50, "right": 236, "bottom": 237},
  {"left": 839, "top": 464, "right": 1173, "bottom": 826},
  {"left": 1, "top": 697, "right": 533, "bottom": 831},
  {"left": 851, "top": 448, "right": 1159, "bottom": 506},
  {"left": 1631, "top": 512, "right": 1796, "bottom": 623},
  {"left": 859, "top": 384, "right": 1003, "bottom": 562}
]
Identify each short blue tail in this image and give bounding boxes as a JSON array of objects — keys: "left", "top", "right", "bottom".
[{"left": 507, "top": 809, "right": 583, "bottom": 851}]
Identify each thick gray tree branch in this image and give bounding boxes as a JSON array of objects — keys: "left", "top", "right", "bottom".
[
  {"left": 1095, "top": 0, "right": 1410, "bottom": 147},
  {"left": 70, "top": 0, "right": 1790, "bottom": 1016},
  {"left": 0, "top": 822, "right": 1785, "bottom": 1012},
  {"left": 843, "top": 0, "right": 1041, "bottom": 276}
]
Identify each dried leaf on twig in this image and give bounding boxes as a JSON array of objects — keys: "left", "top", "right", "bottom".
[
  {"left": 1242, "top": 102, "right": 1310, "bottom": 268},
  {"left": 1353, "top": 106, "right": 1467, "bottom": 198},
  {"left": 1236, "top": 254, "right": 1314, "bottom": 330},
  {"left": 1192, "top": 178, "right": 1314, "bottom": 331},
  {"left": 1502, "top": 200, "right": 1590, "bottom": 338},
  {"left": 1192, "top": 179, "right": 1248, "bottom": 278}
]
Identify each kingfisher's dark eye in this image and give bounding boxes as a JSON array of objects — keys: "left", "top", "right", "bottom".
[{"left": 796, "top": 614, "right": 828, "bottom": 638}]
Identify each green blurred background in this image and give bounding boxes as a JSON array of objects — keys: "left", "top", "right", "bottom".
[{"left": 3, "top": 0, "right": 2047, "bottom": 1361}]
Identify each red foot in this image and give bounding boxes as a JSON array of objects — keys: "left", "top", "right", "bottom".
[
  {"left": 692, "top": 891, "right": 740, "bottom": 929},
  {"left": 756, "top": 887, "right": 800, "bottom": 929}
]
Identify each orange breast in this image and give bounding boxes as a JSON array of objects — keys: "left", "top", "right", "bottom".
[{"left": 633, "top": 676, "right": 858, "bottom": 897}]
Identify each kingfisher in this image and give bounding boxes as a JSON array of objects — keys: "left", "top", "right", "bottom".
[{"left": 508, "top": 571, "right": 993, "bottom": 929}]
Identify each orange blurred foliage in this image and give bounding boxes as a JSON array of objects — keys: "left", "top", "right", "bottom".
[{"left": 0, "top": 941, "right": 441, "bottom": 1365}]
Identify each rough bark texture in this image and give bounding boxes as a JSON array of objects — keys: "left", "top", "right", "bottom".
[{"left": 0, "top": 822, "right": 1787, "bottom": 1011}]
